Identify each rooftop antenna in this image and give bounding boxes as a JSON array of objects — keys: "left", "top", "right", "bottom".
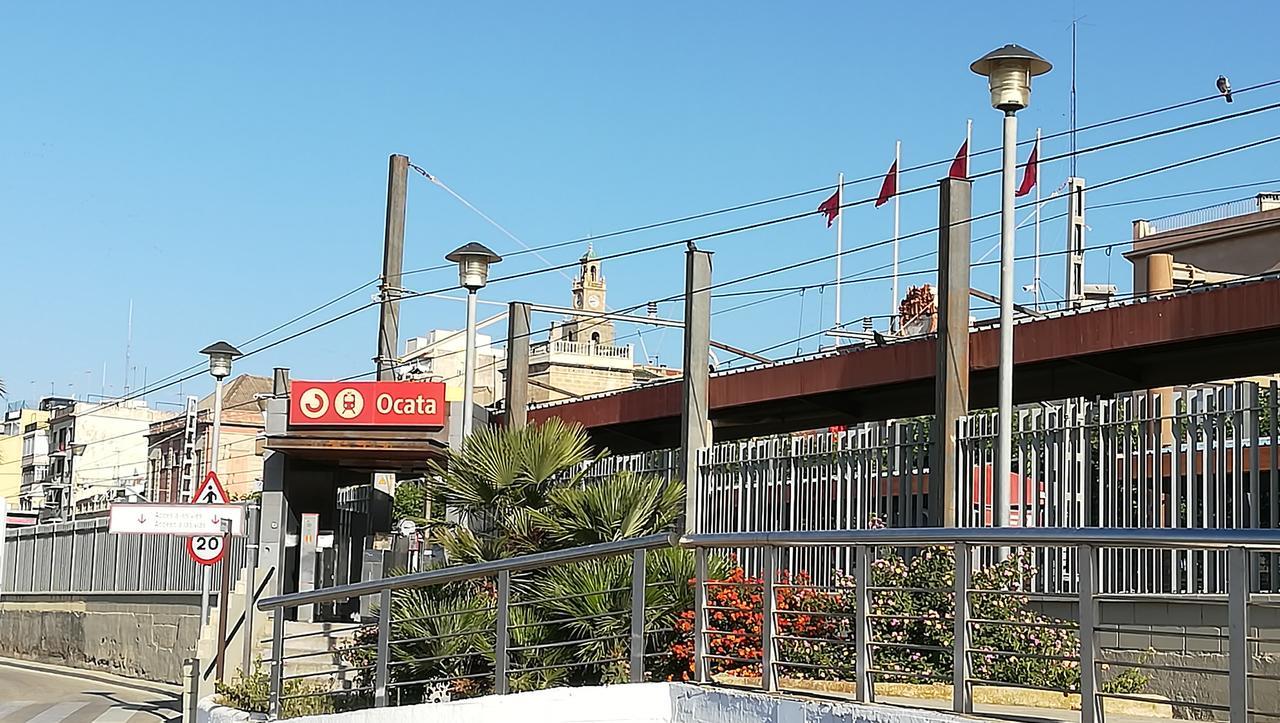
[
  {"left": 1070, "top": 17, "right": 1081, "bottom": 178},
  {"left": 123, "top": 299, "right": 133, "bottom": 395}
]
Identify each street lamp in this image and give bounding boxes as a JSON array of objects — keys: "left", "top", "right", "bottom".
[
  {"left": 199, "top": 341, "right": 242, "bottom": 480},
  {"left": 445, "top": 242, "right": 503, "bottom": 435},
  {"left": 971, "top": 44, "right": 1051, "bottom": 529}
]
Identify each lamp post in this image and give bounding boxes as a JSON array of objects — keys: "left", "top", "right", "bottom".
[
  {"left": 445, "top": 243, "right": 503, "bottom": 436},
  {"left": 971, "top": 45, "right": 1051, "bottom": 529},
  {"left": 198, "top": 341, "right": 241, "bottom": 632},
  {"left": 199, "top": 341, "right": 242, "bottom": 480}
]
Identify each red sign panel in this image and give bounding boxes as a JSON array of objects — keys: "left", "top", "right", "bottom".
[{"left": 289, "top": 380, "right": 448, "bottom": 428}]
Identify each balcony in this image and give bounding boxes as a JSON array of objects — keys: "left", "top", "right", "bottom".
[{"left": 530, "top": 340, "right": 635, "bottom": 370}]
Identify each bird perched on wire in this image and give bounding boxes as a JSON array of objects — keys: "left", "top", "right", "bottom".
[
  {"left": 1217, "top": 75, "right": 1233, "bottom": 103},
  {"left": 872, "top": 330, "right": 888, "bottom": 347}
]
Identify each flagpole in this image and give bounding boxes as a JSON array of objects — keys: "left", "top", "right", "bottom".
[
  {"left": 966, "top": 119, "right": 972, "bottom": 176},
  {"left": 891, "top": 140, "right": 901, "bottom": 331},
  {"left": 1033, "top": 128, "right": 1042, "bottom": 310},
  {"left": 835, "top": 172, "right": 844, "bottom": 341}
]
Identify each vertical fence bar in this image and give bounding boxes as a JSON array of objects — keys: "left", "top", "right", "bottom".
[
  {"left": 854, "top": 543, "right": 872, "bottom": 703},
  {"left": 629, "top": 548, "right": 646, "bottom": 684},
  {"left": 761, "top": 545, "right": 777, "bottom": 692},
  {"left": 694, "top": 547, "right": 709, "bottom": 684},
  {"left": 1078, "top": 544, "right": 1100, "bottom": 723},
  {"left": 268, "top": 606, "right": 284, "bottom": 719},
  {"left": 495, "top": 569, "right": 511, "bottom": 695},
  {"left": 952, "top": 541, "right": 972, "bottom": 714},
  {"left": 1272, "top": 381, "right": 1279, "bottom": 593},
  {"left": 374, "top": 588, "right": 391, "bottom": 707},
  {"left": 1228, "top": 546, "right": 1249, "bottom": 723}
]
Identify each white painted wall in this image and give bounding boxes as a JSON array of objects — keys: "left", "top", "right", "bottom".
[{"left": 200, "top": 682, "right": 975, "bottom": 723}]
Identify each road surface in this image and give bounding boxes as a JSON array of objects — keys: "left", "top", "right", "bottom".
[{"left": 0, "top": 660, "right": 179, "bottom": 723}]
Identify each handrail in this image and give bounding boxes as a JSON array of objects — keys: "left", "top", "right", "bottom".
[
  {"left": 257, "top": 532, "right": 675, "bottom": 610},
  {"left": 680, "top": 526, "right": 1280, "bottom": 550},
  {"left": 260, "top": 526, "right": 1280, "bottom": 611}
]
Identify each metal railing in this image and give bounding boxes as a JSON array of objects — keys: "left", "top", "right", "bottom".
[
  {"left": 1145, "top": 196, "right": 1266, "bottom": 235},
  {"left": 256, "top": 527, "right": 1280, "bottom": 722}
]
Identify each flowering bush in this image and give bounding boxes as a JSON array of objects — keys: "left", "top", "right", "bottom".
[
  {"left": 668, "top": 566, "right": 839, "bottom": 680},
  {"left": 670, "top": 547, "right": 1147, "bottom": 695}
]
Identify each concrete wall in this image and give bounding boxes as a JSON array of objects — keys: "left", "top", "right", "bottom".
[
  {"left": 1030, "top": 595, "right": 1279, "bottom": 719},
  {"left": 0, "top": 594, "right": 202, "bottom": 684}
]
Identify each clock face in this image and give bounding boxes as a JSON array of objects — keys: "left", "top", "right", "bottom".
[{"left": 587, "top": 295, "right": 600, "bottom": 309}]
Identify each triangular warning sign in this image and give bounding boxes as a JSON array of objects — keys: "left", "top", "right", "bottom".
[{"left": 192, "top": 471, "right": 229, "bottom": 505}]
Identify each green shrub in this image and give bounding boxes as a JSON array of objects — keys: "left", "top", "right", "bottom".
[{"left": 215, "top": 661, "right": 336, "bottom": 719}]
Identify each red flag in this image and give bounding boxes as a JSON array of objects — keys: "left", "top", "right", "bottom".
[
  {"left": 1016, "top": 139, "right": 1039, "bottom": 197},
  {"left": 817, "top": 187, "right": 840, "bottom": 226},
  {"left": 948, "top": 139, "right": 969, "bottom": 179},
  {"left": 875, "top": 160, "right": 897, "bottom": 208}
]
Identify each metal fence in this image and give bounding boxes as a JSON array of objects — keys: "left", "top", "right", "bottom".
[
  {"left": 579, "top": 382, "right": 1280, "bottom": 594},
  {"left": 254, "top": 528, "right": 1280, "bottom": 723},
  {"left": 2, "top": 515, "right": 246, "bottom": 594}
]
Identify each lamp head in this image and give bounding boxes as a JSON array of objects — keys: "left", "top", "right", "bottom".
[
  {"left": 199, "top": 340, "right": 243, "bottom": 380},
  {"left": 970, "top": 44, "right": 1052, "bottom": 112},
  {"left": 445, "top": 242, "right": 503, "bottom": 291}
]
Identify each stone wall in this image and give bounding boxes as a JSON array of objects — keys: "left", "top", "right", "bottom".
[{"left": 0, "top": 594, "right": 202, "bottom": 684}]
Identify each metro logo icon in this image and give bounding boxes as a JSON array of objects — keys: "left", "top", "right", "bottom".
[{"left": 289, "top": 381, "right": 447, "bottom": 428}]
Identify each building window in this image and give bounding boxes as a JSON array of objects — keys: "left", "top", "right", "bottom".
[{"left": 591, "top": 331, "right": 601, "bottom": 345}]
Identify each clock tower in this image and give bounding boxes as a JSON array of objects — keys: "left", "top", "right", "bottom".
[{"left": 562, "top": 244, "right": 614, "bottom": 346}]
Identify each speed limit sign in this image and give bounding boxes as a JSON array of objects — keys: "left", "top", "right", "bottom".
[{"left": 187, "top": 471, "right": 230, "bottom": 566}]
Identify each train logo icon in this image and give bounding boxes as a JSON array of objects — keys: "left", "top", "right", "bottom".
[{"left": 335, "top": 388, "right": 365, "bottom": 419}]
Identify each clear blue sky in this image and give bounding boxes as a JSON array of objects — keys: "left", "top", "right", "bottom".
[{"left": 4, "top": 1, "right": 1279, "bottom": 407}]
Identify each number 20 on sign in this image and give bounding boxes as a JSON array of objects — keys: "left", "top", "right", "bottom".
[{"left": 188, "top": 471, "right": 231, "bottom": 566}]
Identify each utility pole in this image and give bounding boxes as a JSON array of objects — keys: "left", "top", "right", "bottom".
[
  {"left": 932, "top": 176, "right": 972, "bottom": 527},
  {"left": 1065, "top": 177, "right": 1087, "bottom": 310},
  {"left": 505, "top": 302, "right": 531, "bottom": 429},
  {"left": 679, "top": 248, "right": 713, "bottom": 536},
  {"left": 376, "top": 154, "right": 410, "bottom": 381}
]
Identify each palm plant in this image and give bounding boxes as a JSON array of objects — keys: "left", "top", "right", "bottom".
[{"left": 356, "top": 419, "right": 701, "bottom": 697}]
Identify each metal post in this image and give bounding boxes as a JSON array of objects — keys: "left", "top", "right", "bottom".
[
  {"left": 761, "top": 545, "right": 777, "bottom": 692},
  {"left": 376, "top": 154, "right": 409, "bottom": 381},
  {"left": 462, "top": 289, "right": 479, "bottom": 436},
  {"left": 182, "top": 658, "right": 200, "bottom": 723},
  {"left": 201, "top": 566, "right": 212, "bottom": 625},
  {"left": 268, "top": 607, "right": 285, "bottom": 719},
  {"left": 996, "top": 110, "right": 1018, "bottom": 531},
  {"left": 630, "top": 548, "right": 647, "bottom": 684},
  {"left": 375, "top": 588, "right": 391, "bottom": 707},
  {"left": 933, "top": 177, "right": 972, "bottom": 527},
  {"left": 1078, "top": 544, "right": 1100, "bottom": 723},
  {"left": 854, "top": 544, "right": 872, "bottom": 703},
  {"left": 694, "top": 547, "right": 709, "bottom": 684},
  {"left": 952, "top": 541, "right": 972, "bottom": 713},
  {"left": 201, "top": 374, "right": 227, "bottom": 626},
  {"left": 258, "top": 369, "right": 289, "bottom": 600},
  {"left": 495, "top": 569, "right": 510, "bottom": 694},
  {"left": 211, "top": 376, "right": 225, "bottom": 477},
  {"left": 505, "top": 302, "right": 531, "bottom": 429},
  {"left": 242, "top": 504, "right": 260, "bottom": 676},
  {"left": 216, "top": 519, "right": 232, "bottom": 681},
  {"left": 679, "top": 249, "right": 714, "bottom": 535},
  {"left": 1228, "top": 546, "right": 1249, "bottom": 723}
]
